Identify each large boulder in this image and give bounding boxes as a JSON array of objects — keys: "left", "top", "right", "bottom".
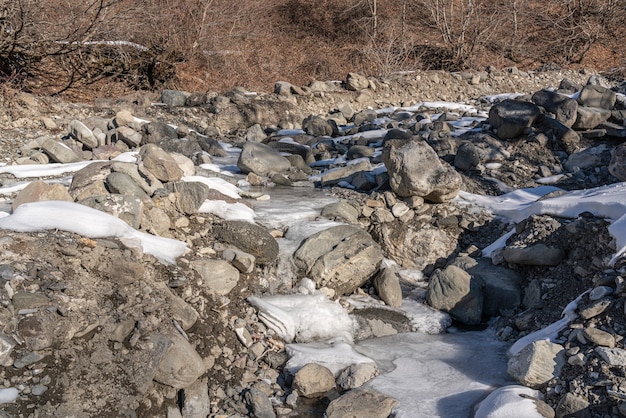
[
  {"left": 508, "top": 340, "right": 566, "bottom": 388},
  {"left": 382, "top": 139, "right": 461, "bottom": 203},
  {"left": 139, "top": 144, "right": 183, "bottom": 182},
  {"left": 325, "top": 388, "right": 398, "bottom": 418},
  {"left": 302, "top": 115, "right": 333, "bottom": 137},
  {"left": 426, "top": 265, "right": 483, "bottom": 325},
  {"left": 488, "top": 99, "right": 541, "bottom": 139},
  {"left": 294, "top": 225, "right": 383, "bottom": 295},
  {"left": 237, "top": 141, "right": 291, "bottom": 176},
  {"left": 577, "top": 84, "right": 616, "bottom": 109},
  {"left": 152, "top": 332, "right": 205, "bottom": 389},
  {"left": 531, "top": 89, "right": 578, "bottom": 127},
  {"left": 609, "top": 143, "right": 626, "bottom": 181}
]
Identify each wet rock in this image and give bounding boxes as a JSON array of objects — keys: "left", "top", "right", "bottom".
[
  {"left": 292, "top": 363, "right": 335, "bottom": 398},
  {"left": 507, "top": 340, "right": 565, "bottom": 388},
  {"left": 532, "top": 89, "right": 578, "bottom": 127},
  {"left": 426, "top": 265, "right": 483, "bottom": 325},
  {"left": 372, "top": 264, "right": 403, "bottom": 308},
  {"left": 577, "top": 84, "right": 616, "bottom": 109},
  {"left": 139, "top": 144, "right": 184, "bottom": 182},
  {"left": 503, "top": 243, "right": 565, "bottom": 266},
  {"left": 153, "top": 332, "right": 205, "bottom": 389},
  {"left": 41, "top": 138, "right": 81, "bottom": 163},
  {"left": 294, "top": 225, "right": 383, "bottom": 295},
  {"left": 383, "top": 138, "right": 461, "bottom": 202},
  {"left": 214, "top": 221, "right": 279, "bottom": 264},
  {"left": 555, "top": 392, "right": 591, "bottom": 418},
  {"left": 488, "top": 99, "right": 540, "bottom": 139},
  {"left": 68, "top": 119, "right": 98, "bottom": 149},
  {"left": 12, "top": 180, "right": 73, "bottom": 211},
  {"left": 237, "top": 141, "right": 291, "bottom": 176},
  {"left": 191, "top": 259, "right": 240, "bottom": 295},
  {"left": 325, "top": 388, "right": 398, "bottom": 418}
]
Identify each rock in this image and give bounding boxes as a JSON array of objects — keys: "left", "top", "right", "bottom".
[
  {"left": 336, "top": 362, "right": 379, "bottom": 390},
  {"left": 292, "top": 363, "right": 335, "bottom": 398},
  {"left": 110, "top": 161, "right": 164, "bottom": 195},
  {"left": 181, "top": 378, "right": 212, "bottom": 418},
  {"left": 41, "top": 138, "right": 81, "bottom": 163},
  {"left": 579, "top": 298, "right": 612, "bottom": 319},
  {"left": 373, "top": 265, "right": 403, "bottom": 308},
  {"left": 237, "top": 141, "right": 291, "bottom": 176},
  {"left": 609, "top": 143, "right": 626, "bottom": 181},
  {"left": 79, "top": 194, "right": 144, "bottom": 229},
  {"left": 302, "top": 115, "right": 333, "bottom": 136},
  {"left": 346, "top": 144, "right": 375, "bottom": 160},
  {"left": 244, "top": 387, "right": 276, "bottom": 418},
  {"left": 139, "top": 144, "right": 184, "bottom": 182},
  {"left": 185, "top": 92, "right": 208, "bottom": 107},
  {"left": 345, "top": 72, "right": 370, "bottom": 91},
  {"left": 222, "top": 248, "right": 255, "bottom": 274},
  {"left": 577, "top": 84, "right": 616, "bottom": 109},
  {"left": 166, "top": 181, "right": 210, "bottom": 214},
  {"left": 595, "top": 347, "right": 626, "bottom": 366},
  {"left": 325, "top": 388, "right": 398, "bottom": 418},
  {"left": 143, "top": 121, "right": 178, "bottom": 144},
  {"left": 565, "top": 144, "right": 612, "bottom": 172},
  {"left": 106, "top": 172, "right": 151, "bottom": 201},
  {"left": 503, "top": 243, "right": 565, "bottom": 266},
  {"left": 161, "top": 89, "right": 188, "bottom": 107},
  {"left": 191, "top": 259, "right": 240, "bottom": 295},
  {"left": 572, "top": 106, "right": 611, "bottom": 130},
  {"left": 532, "top": 89, "right": 578, "bottom": 127},
  {"left": 555, "top": 392, "right": 591, "bottom": 418},
  {"left": 454, "top": 141, "right": 484, "bottom": 170},
  {"left": 451, "top": 257, "right": 522, "bottom": 316},
  {"left": 0, "top": 334, "right": 15, "bottom": 366},
  {"left": 535, "top": 115, "right": 581, "bottom": 154},
  {"left": 115, "top": 126, "right": 143, "bottom": 147},
  {"left": 153, "top": 332, "right": 205, "bottom": 389},
  {"left": 18, "top": 316, "right": 53, "bottom": 351},
  {"left": 319, "top": 159, "right": 373, "bottom": 186},
  {"left": 488, "top": 99, "right": 541, "bottom": 139},
  {"left": 11, "top": 180, "right": 73, "bottom": 211},
  {"left": 245, "top": 124, "right": 267, "bottom": 142},
  {"left": 383, "top": 139, "right": 462, "bottom": 202},
  {"left": 320, "top": 200, "right": 359, "bottom": 224},
  {"left": 214, "top": 221, "right": 279, "bottom": 264},
  {"left": 507, "top": 340, "right": 565, "bottom": 388},
  {"left": 293, "top": 225, "right": 383, "bottom": 295},
  {"left": 426, "top": 265, "right": 483, "bottom": 325},
  {"left": 68, "top": 163, "right": 111, "bottom": 200},
  {"left": 68, "top": 120, "right": 98, "bottom": 149},
  {"left": 583, "top": 327, "right": 615, "bottom": 348}
]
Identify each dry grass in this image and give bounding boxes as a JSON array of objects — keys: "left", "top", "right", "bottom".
[{"left": 1, "top": 0, "right": 624, "bottom": 99}]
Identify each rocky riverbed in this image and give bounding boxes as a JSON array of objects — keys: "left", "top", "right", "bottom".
[{"left": 0, "top": 67, "right": 625, "bottom": 417}]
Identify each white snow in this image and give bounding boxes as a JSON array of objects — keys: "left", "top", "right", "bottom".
[
  {"left": 474, "top": 385, "right": 545, "bottom": 418},
  {"left": 0, "top": 388, "right": 18, "bottom": 404},
  {"left": 0, "top": 161, "right": 100, "bottom": 178},
  {"left": 248, "top": 293, "right": 356, "bottom": 343},
  {"left": 285, "top": 340, "right": 375, "bottom": 376},
  {"left": 0, "top": 201, "right": 187, "bottom": 264},
  {"left": 181, "top": 175, "right": 242, "bottom": 200},
  {"left": 197, "top": 200, "right": 255, "bottom": 222}
]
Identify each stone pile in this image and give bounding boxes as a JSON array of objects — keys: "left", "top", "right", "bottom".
[{"left": 0, "top": 69, "right": 624, "bottom": 417}]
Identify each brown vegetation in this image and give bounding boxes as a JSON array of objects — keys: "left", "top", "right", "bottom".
[{"left": 0, "top": 0, "right": 624, "bottom": 99}]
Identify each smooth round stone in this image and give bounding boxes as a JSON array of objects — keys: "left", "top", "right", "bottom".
[
  {"left": 31, "top": 384, "right": 48, "bottom": 396},
  {"left": 589, "top": 286, "right": 613, "bottom": 300}
]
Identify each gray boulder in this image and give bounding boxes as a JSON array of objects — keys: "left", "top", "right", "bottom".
[
  {"left": 161, "top": 89, "right": 188, "bottom": 107},
  {"left": 426, "top": 265, "right": 483, "bottom": 325},
  {"left": 320, "top": 200, "right": 360, "bottom": 224},
  {"left": 609, "top": 143, "right": 626, "bottom": 181},
  {"left": 488, "top": 99, "right": 541, "bottom": 139},
  {"left": 143, "top": 121, "right": 178, "bottom": 144},
  {"left": 373, "top": 265, "right": 403, "bottom": 308},
  {"left": 152, "top": 332, "right": 205, "bottom": 389},
  {"left": 115, "top": 126, "right": 143, "bottom": 148},
  {"left": 191, "top": 259, "right": 240, "bottom": 295},
  {"left": 383, "top": 139, "right": 461, "bottom": 202},
  {"left": 139, "top": 144, "right": 184, "bottom": 182},
  {"left": 325, "top": 388, "right": 398, "bottom": 418},
  {"left": 508, "top": 340, "right": 565, "bottom": 388},
  {"left": 292, "top": 363, "right": 335, "bottom": 398},
  {"left": 41, "top": 138, "right": 81, "bottom": 163},
  {"left": 532, "top": 89, "right": 578, "bottom": 127},
  {"left": 294, "top": 225, "right": 383, "bottom": 295},
  {"left": 345, "top": 72, "right": 370, "bottom": 91},
  {"left": 69, "top": 161, "right": 112, "bottom": 200},
  {"left": 214, "top": 221, "right": 279, "bottom": 264},
  {"left": 572, "top": 106, "right": 611, "bottom": 130},
  {"left": 577, "top": 84, "right": 616, "bottom": 109},
  {"left": 302, "top": 115, "right": 333, "bottom": 137},
  {"left": 503, "top": 243, "right": 565, "bottom": 266},
  {"left": 79, "top": 194, "right": 144, "bottom": 229},
  {"left": 68, "top": 120, "right": 98, "bottom": 149},
  {"left": 166, "top": 181, "right": 210, "bottom": 215},
  {"left": 237, "top": 141, "right": 291, "bottom": 176}
]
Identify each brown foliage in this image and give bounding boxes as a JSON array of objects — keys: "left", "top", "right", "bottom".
[{"left": 0, "top": 0, "right": 624, "bottom": 98}]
